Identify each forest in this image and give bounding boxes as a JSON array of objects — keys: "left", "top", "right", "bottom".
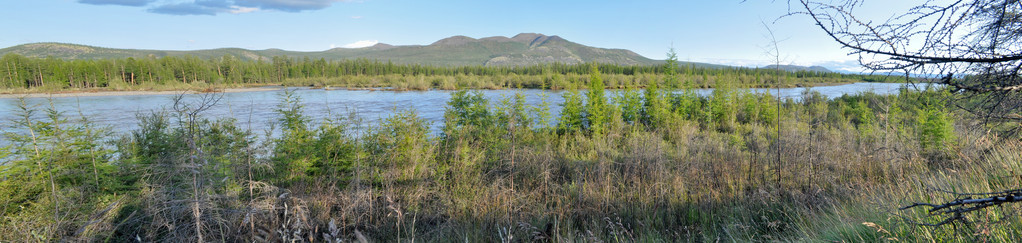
[
  {"left": 1, "top": 62, "right": 1017, "bottom": 241},
  {"left": 0, "top": 53, "right": 898, "bottom": 92}
]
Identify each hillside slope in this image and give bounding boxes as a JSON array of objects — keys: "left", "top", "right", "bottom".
[{"left": 0, "top": 33, "right": 671, "bottom": 67}]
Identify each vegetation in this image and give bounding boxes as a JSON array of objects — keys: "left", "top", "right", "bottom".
[
  {"left": 2, "top": 63, "right": 1018, "bottom": 241},
  {"left": 0, "top": 53, "right": 901, "bottom": 93}
]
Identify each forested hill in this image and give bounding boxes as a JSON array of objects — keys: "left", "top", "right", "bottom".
[{"left": 0, "top": 33, "right": 680, "bottom": 67}]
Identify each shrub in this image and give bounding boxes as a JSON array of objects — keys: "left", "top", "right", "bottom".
[{"left": 559, "top": 88, "right": 586, "bottom": 134}]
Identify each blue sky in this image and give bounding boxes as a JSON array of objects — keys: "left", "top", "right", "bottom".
[{"left": 0, "top": 0, "right": 922, "bottom": 71}]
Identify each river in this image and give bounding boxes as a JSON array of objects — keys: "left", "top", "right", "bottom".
[{"left": 0, "top": 82, "right": 938, "bottom": 135}]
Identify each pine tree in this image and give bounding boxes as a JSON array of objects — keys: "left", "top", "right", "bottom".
[{"left": 585, "top": 64, "right": 608, "bottom": 135}]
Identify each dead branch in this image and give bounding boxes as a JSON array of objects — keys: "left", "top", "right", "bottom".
[
  {"left": 901, "top": 189, "right": 1022, "bottom": 226},
  {"left": 792, "top": 0, "right": 1022, "bottom": 227}
]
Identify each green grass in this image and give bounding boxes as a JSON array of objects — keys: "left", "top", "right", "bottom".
[{"left": 0, "top": 80, "right": 1016, "bottom": 241}]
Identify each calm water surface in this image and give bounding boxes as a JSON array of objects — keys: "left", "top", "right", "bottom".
[{"left": 0, "top": 82, "right": 938, "bottom": 135}]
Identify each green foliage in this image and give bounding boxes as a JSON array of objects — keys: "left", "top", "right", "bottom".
[
  {"left": 664, "top": 47, "right": 681, "bottom": 89},
  {"left": 114, "top": 97, "right": 259, "bottom": 241},
  {"left": 271, "top": 89, "right": 358, "bottom": 186},
  {"left": 531, "top": 90, "right": 553, "bottom": 130},
  {"left": 757, "top": 92, "right": 778, "bottom": 125},
  {"left": 444, "top": 90, "right": 493, "bottom": 130},
  {"left": 558, "top": 87, "right": 586, "bottom": 134},
  {"left": 617, "top": 86, "right": 643, "bottom": 125},
  {"left": 0, "top": 99, "right": 126, "bottom": 240},
  {"left": 367, "top": 109, "right": 433, "bottom": 182},
  {"left": 441, "top": 90, "right": 503, "bottom": 171},
  {"left": 586, "top": 64, "right": 609, "bottom": 135},
  {"left": 272, "top": 89, "right": 315, "bottom": 183},
  {"left": 495, "top": 92, "right": 532, "bottom": 131},
  {"left": 708, "top": 80, "right": 738, "bottom": 132},
  {"left": 641, "top": 75, "right": 669, "bottom": 127},
  {"left": 916, "top": 98, "right": 957, "bottom": 158},
  {"left": 847, "top": 100, "right": 875, "bottom": 129},
  {"left": 2, "top": 100, "right": 118, "bottom": 200},
  {"left": 831, "top": 94, "right": 878, "bottom": 138},
  {"left": 669, "top": 80, "right": 703, "bottom": 122},
  {"left": 802, "top": 90, "right": 826, "bottom": 127},
  {"left": 917, "top": 107, "right": 956, "bottom": 151}
]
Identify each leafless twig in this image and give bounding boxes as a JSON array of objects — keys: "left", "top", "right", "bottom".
[{"left": 901, "top": 189, "right": 1022, "bottom": 226}]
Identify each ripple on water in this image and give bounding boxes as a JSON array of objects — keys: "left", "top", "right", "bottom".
[{"left": 0, "top": 83, "right": 939, "bottom": 135}]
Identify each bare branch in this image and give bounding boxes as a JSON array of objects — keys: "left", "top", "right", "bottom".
[
  {"left": 794, "top": 0, "right": 1022, "bottom": 227},
  {"left": 901, "top": 189, "right": 1022, "bottom": 226}
]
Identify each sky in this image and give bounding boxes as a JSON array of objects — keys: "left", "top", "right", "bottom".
[{"left": 0, "top": 0, "right": 925, "bottom": 72}]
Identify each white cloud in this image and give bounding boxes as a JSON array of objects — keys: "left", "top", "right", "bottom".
[
  {"left": 79, "top": 0, "right": 154, "bottom": 7},
  {"left": 235, "top": 0, "right": 344, "bottom": 12},
  {"left": 229, "top": 6, "right": 259, "bottom": 14},
  {"left": 341, "top": 40, "right": 378, "bottom": 48},
  {"left": 810, "top": 60, "right": 864, "bottom": 73},
  {"left": 350, "top": 15, "right": 362, "bottom": 19},
  {"left": 696, "top": 58, "right": 769, "bottom": 68},
  {"left": 85, "top": 0, "right": 350, "bottom": 15}
]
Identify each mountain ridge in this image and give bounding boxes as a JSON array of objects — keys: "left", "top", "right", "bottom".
[
  {"left": 0, "top": 33, "right": 676, "bottom": 67},
  {"left": 761, "top": 64, "right": 832, "bottom": 73}
]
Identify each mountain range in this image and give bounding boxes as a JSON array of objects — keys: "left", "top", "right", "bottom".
[
  {"left": 0, "top": 33, "right": 677, "bottom": 67},
  {"left": 0, "top": 33, "right": 846, "bottom": 73},
  {"left": 761, "top": 64, "right": 832, "bottom": 73}
]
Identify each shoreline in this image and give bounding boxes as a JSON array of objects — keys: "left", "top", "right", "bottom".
[
  {"left": 0, "top": 86, "right": 285, "bottom": 99},
  {"left": 0, "top": 81, "right": 899, "bottom": 99}
]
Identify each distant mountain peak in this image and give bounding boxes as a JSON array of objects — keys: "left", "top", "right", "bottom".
[
  {"left": 508, "top": 33, "right": 563, "bottom": 47},
  {"left": 325, "top": 42, "right": 396, "bottom": 52},
  {"left": 367, "top": 43, "right": 395, "bottom": 50},
  {"left": 479, "top": 36, "right": 513, "bottom": 42},
  {"left": 430, "top": 35, "right": 477, "bottom": 46},
  {"left": 511, "top": 33, "right": 547, "bottom": 42}
]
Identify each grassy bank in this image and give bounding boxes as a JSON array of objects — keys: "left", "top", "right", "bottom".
[{"left": 1, "top": 67, "right": 1017, "bottom": 241}]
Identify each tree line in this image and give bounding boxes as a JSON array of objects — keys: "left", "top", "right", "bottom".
[{"left": 0, "top": 53, "right": 894, "bottom": 91}]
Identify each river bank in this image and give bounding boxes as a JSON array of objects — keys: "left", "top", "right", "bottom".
[{"left": 0, "top": 81, "right": 872, "bottom": 99}]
